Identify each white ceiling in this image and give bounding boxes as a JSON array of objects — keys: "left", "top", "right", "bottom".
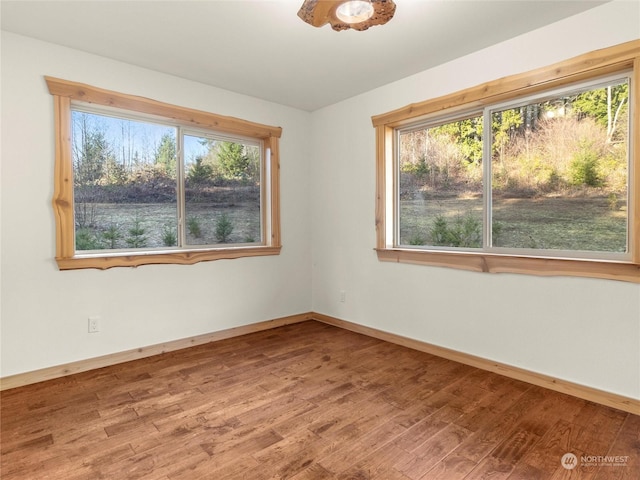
[{"left": 1, "top": 0, "right": 609, "bottom": 111}]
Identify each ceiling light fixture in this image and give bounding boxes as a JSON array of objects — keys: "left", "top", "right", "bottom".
[{"left": 298, "top": 0, "right": 396, "bottom": 31}]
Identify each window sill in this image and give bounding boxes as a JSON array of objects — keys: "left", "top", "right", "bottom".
[
  {"left": 57, "top": 246, "right": 282, "bottom": 270},
  {"left": 375, "top": 248, "right": 640, "bottom": 283}
]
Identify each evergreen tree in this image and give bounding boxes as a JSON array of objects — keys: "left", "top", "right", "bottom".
[
  {"left": 218, "top": 141, "right": 251, "bottom": 181},
  {"left": 187, "top": 156, "right": 213, "bottom": 183},
  {"left": 154, "top": 133, "right": 177, "bottom": 177}
]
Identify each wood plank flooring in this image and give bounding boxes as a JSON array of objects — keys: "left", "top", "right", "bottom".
[{"left": 1, "top": 321, "right": 638, "bottom": 479}]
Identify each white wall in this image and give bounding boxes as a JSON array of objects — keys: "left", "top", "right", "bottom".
[
  {"left": 0, "top": 32, "right": 312, "bottom": 377},
  {"left": 310, "top": 1, "right": 640, "bottom": 399}
]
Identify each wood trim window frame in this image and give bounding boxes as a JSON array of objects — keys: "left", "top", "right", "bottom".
[
  {"left": 372, "top": 40, "right": 640, "bottom": 283},
  {"left": 47, "top": 77, "right": 282, "bottom": 270}
]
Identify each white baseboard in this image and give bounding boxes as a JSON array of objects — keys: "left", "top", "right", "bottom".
[
  {"left": 0, "top": 313, "right": 311, "bottom": 391},
  {"left": 311, "top": 313, "right": 640, "bottom": 415},
  {"left": 2, "top": 311, "right": 638, "bottom": 415}
]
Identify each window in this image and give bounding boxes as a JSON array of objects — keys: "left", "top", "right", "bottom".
[
  {"left": 47, "top": 77, "right": 282, "bottom": 270},
  {"left": 373, "top": 41, "right": 640, "bottom": 282}
]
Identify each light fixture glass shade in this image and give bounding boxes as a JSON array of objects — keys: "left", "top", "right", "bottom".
[
  {"left": 335, "top": 0, "right": 374, "bottom": 24},
  {"left": 297, "top": 0, "right": 396, "bottom": 31}
]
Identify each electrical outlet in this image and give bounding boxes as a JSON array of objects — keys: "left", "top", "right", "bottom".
[
  {"left": 340, "top": 290, "right": 346, "bottom": 303},
  {"left": 88, "top": 316, "right": 100, "bottom": 333}
]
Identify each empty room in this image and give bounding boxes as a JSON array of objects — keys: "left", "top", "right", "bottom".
[{"left": 1, "top": 1, "right": 639, "bottom": 479}]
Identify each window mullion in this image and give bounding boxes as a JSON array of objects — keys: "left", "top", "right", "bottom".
[
  {"left": 177, "top": 127, "right": 186, "bottom": 248},
  {"left": 630, "top": 62, "right": 638, "bottom": 262},
  {"left": 393, "top": 128, "right": 401, "bottom": 248},
  {"left": 483, "top": 108, "right": 493, "bottom": 250}
]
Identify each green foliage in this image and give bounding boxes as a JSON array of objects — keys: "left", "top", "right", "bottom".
[
  {"left": 218, "top": 142, "right": 251, "bottom": 181},
  {"left": 568, "top": 145, "right": 602, "bottom": 187},
  {"left": 187, "top": 156, "right": 213, "bottom": 183},
  {"left": 572, "top": 83, "right": 628, "bottom": 140},
  {"left": 187, "top": 217, "right": 202, "bottom": 238},
  {"left": 432, "top": 116, "right": 483, "bottom": 165},
  {"left": 597, "top": 149, "right": 627, "bottom": 192},
  {"left": 76, "top": 228, "right": 103, "bottom": 250},
  {"left": 407, "top": 233, "right": 427, "bottom": 246},
  {"left": 154, "top": 133, "right": 177, "bottom": 178},
  {"left": 491, "top": 222, "right": 503, "bottom": 245},
  {"left": 492, "top": 108, "right": 524, "bottom": 153},
  {"left": 215, "top": 213, "right": 234, "bottom": 243},
  {"left": 102, "top": 224, "right": 122, "bottom": 249},
  {"left": 522, "top": 156, "right": 558, "bottom": 191},
  {"left": 405, "top": 154, "right": 430, "bottom": 178},
  {"left": 430, "top": 214, "right": 482, "bottom": 248},
  {"left": 162, "top": 224, "right": 177, "bottom": 247},
  {"left": 125, "top": 217, "right": 148, "bottom": 248}
]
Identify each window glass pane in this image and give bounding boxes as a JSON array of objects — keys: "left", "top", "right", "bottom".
[
  {"left": 184, "top": 134, "right": 261, "bottom": 245},
  {"left": 398, "top": 115, "right": 483, "bottom": 248},
  {"left": 491, "top": 79, "right": 629, "bottom": 253},
  {"left": 71, "top": 110, "right": 178, "bottom": 251}
]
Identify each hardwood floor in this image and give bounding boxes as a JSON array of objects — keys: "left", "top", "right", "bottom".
[{"left": 1, "top": 321, "right": 638, "bottom": 479}]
